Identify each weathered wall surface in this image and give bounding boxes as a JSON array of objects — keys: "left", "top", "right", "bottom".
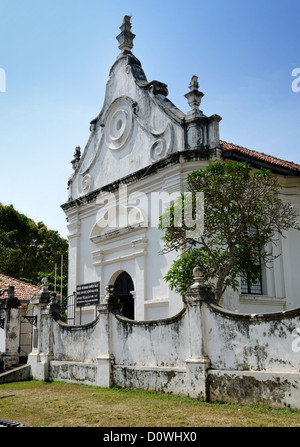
[
  {"left": 111, "top": 309, "right": 191, "bottom": 395},
  {"left": 204, "top": 304, "right": 300, "bottom": 372},
  {"left": 112, "top": 309, "right": 188, "bottom": 368},
  {"left": 28, "top": 284, "right": 300, "bottom": 410},
  {"left": 207, "top": 370, "right": 300, "bottom": 409},
  {"left": 52, "top": 317, "right": 102, "bottom": 363},
  {"left": 203, "top": 303, "right": 300, "bottom": 409}
]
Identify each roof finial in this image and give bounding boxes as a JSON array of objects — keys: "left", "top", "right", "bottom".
[
  {"left": 71, "top": 146, "right": 81, "bottom": 170},
  {"left": 184, "top": 75, "right": 205, "bottom": 117},
  {"left": 116, "top": 15, "right": 135, "bottom": 53}
]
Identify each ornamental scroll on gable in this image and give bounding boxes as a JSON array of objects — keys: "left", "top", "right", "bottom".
[{"left": 68, "top": 16, "right": 185, "bottom": 200}]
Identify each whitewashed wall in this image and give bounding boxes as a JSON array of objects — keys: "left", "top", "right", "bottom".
[{"left": 28, "top": 282, "right": 300, "bottom": 410}]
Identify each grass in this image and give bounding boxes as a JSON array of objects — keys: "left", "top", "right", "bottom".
[{"left": 0, "top": 380, "right": 300, "bottom": 427}]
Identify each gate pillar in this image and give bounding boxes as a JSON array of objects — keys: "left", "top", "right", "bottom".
[
  {"left": 183, "top": 267, "right": 214, "bottom": 400},
  {"left": 96, "top": 286, "right": 120, "bottom": 387},
  {"left": 96, "top": 296, "right": 114, "bottom": 388},
  {"left": 0, "top": 287, "right": 21, "bottom": 370},
  {"left": 27, "top": 278, "right": 52, "bottom": 381}
]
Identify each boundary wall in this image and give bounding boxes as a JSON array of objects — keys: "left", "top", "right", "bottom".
[{"left": 27, "top": 276, "right": 300, "bottom": 410}]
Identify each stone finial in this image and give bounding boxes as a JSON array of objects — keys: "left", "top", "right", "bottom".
[
  {"left": 116, "top": 15, "right": 135, "bottom": 53},
  {"left": 182, "top": 266, "right": 215, "bottom": 303},
  {"left": 106, "top": 284, "right": 115, "bottom": 299},
  {"left": 41, "top": 277, "right": 49, "bottom": 292},
  {"left": 50, "top": 292, "right": 57, "bottom": 304},
  {"left": 31, "top": 277, "right": 51, "bottom": 305},
  {"left": 6, "top": 286, "right": 20, "bottom": 309},
  {"left": 190, "top": 266, "right": 203, "bottom": 289},
  {"left": 50, "top": 292, "right": 61, "bottom": 317},
  {"left": 184, "top": 75, "right": 205, "bottom": 117},
  {"left": 71, "top": 146, "right": 81, "bottom": 170}
]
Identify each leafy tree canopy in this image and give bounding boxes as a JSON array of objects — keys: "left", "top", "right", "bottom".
[
  {"left": 0, "top": 203, "right": 68, "bottom": 289},
  {"left": 159, "top": 162, "right": 300, "bottom": 303}
]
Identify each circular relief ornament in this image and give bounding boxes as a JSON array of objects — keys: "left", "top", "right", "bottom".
[
  {"left": 150, "top": 138, "right": 167, "bottom": 161},
  {"left": 79, "top": 173, "right": 93, "bottom": 196},
  {"left": 105, "top": 99, "right": 133, "bottom": 150}
]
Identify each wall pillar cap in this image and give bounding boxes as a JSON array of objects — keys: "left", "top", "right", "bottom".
[
  {"left": 183, "top": 267, "right": 215, "bottom": 303},
  {"left": 186, "top": 356, "right": 210, "bottom": 365},
  {"left": 31, "top": 278, "right": 51, "bottom": 305},
  {"left": 97, "top": 354, "right": 115, "bottom": 361},
  {"left": 190, "top": 267, "right": 203, "bottom": 288}
]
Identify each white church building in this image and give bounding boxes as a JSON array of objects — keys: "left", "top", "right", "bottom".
[{"left": 61, "top": 16, "right": 300, "bottom": 323}]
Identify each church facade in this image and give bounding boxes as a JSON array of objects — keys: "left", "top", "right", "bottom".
[{"left": 61, "top": 16, "right": 300, "bottom": 323}]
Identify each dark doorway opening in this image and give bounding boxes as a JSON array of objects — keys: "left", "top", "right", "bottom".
[{"left": 114, "top": 271, "right": 134, "bottom": 320}]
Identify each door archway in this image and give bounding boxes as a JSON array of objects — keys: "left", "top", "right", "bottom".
[{"left": 113, "top": 271, "right": 134, "bottom": 320}]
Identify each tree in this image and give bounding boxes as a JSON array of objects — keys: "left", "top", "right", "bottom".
[
  {"left": 159, "top": 162, "right": 300, "bottom": 303},
  {"left": 0, "top": 203, "right": 68, "bottom": 288},
  {"left": 21, "top": 272, "right": 68, "bottom": 298}
]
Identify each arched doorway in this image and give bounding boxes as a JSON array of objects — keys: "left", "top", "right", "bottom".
[{"left": 113, "top": 271, "right": 134, "bottom": 320}]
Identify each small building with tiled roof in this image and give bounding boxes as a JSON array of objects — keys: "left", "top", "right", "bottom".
[
  {"left": 0, "top": 275, "right": 41, "bottom": 370},
  {"left": 61, "top": 16, "right": 300, "bottom": 320},
  {"left": 221, "top": 140, "right": 300, "bottom": 175},
  {"left": 0, "top": 274, "right": 40, "bottom": 302}
]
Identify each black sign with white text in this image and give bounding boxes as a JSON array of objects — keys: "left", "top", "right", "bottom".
[{"left": 76, "top": 281, "right": 100, "bottom": 307}]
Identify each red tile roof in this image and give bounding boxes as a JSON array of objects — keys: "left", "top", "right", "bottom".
[
  {"left": 0, "top": 274, "right": 40, "bottom": 302},
  {"left": 221, "top": 140, "right": 300, "bottom": 174}
]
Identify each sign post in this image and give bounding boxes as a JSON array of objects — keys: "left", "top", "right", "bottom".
[{"left": 76, "top": 282, "right": 100, "bottom": 308}]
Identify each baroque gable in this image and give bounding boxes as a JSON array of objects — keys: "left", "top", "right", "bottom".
[
  {"left": 68, "top": 20, "right": 186, "bottom": 201},
  {"left": 67, "top": 16, "right": 221, "bottom": 202}
]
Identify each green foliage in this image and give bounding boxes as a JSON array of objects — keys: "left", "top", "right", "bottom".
[
  {"left": 0, "top": 203, "right": 68, "bottom": 288},
  {"left": 159, "top": 162, "right": 300, "bottom": 302},
  {"left": 20, "top": 272, "right": 68, "bottom": 297}
]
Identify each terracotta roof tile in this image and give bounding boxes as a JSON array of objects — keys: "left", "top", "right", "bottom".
[
  {"left": 221, "top": 140, "right": 300, "bottom": 173},
  {"left": 0, "top": 274, "right": 40, "bottom": 302}
]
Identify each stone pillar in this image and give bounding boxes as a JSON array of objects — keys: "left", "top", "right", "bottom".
[
  {"left": 96, "top": 286, "right": 119, "bottom": 387},
  {"left": 27, "top": 278, "right": 52, "bottom": 381},
  {"left": 0, "top": 287, "right": 21, "bottom": 370},
  {"left": 183, "top": 267, "right": 214, "bottom": 400}
]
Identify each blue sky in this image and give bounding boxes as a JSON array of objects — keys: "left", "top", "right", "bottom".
[{"left": 0, "top": 0, "right": 299, "bottom": 238}]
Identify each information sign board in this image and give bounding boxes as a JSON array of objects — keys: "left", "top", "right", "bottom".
[{"left": 76, "top": 281, "right": 100, "bottom": 307}]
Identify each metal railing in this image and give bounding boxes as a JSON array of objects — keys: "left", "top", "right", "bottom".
[{"left": 60, "top": 292, "right": 76, "bottom": 325}]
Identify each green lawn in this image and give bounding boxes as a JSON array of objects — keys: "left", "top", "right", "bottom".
[{"left": 0, "top": 380, "right": 299, "bottom": 427}]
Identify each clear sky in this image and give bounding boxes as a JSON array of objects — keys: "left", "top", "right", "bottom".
[{"left": 0, "top": 0, "right": 299, "bottom": 239}]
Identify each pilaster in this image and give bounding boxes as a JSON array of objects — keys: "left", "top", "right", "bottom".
[{"left": 66, "top": 215, "right": 81, "bottom": 297}]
